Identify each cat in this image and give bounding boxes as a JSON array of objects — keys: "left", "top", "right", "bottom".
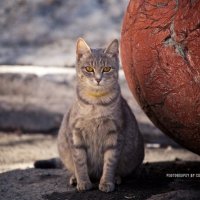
[{"left": 35, "top": 38, "right": 144, "bottom": 193}]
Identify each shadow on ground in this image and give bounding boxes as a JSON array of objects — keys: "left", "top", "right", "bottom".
[{"left": 0, "top": 161, "right": 200, "bottom": 200}]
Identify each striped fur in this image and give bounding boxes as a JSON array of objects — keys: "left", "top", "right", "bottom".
[{"left": 57, "top": 38, "right": 144, "bottom": 192}]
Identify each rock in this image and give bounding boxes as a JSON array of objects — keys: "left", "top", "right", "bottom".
[{"left": 121, "top": 0, "right": 200, "bottom": 154}]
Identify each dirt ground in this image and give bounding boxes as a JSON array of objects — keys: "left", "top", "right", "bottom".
[{"left": 0, "top": 132, "right": 200, "bottom": 200}]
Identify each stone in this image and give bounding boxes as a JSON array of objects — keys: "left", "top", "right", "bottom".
[{"left": 121, "top": 0, "right": 200, "bottom": 154}]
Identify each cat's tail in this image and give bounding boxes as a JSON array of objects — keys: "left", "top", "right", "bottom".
[{"left": 34, "top": 158, "right": 63, "bottom": 169}]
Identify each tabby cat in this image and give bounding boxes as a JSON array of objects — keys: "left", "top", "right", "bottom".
[{"left": 56, "top": 38, "right": 144, "bottom": 192}]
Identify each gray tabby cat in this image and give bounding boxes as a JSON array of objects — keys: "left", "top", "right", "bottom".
[{"left": 57, "top": 38, "right": 144, "bottom": 192}]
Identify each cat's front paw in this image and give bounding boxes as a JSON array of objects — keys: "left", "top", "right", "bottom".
[
  {"left": 99, "top": 181, "right": 115, "bottom": 192},
  {"left": 77, "top": 180, "right": 93, "bottom": 192}
]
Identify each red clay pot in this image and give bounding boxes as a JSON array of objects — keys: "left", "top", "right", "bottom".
[{"left": 121, "top": 0, "right": 200, "bottom": 155}]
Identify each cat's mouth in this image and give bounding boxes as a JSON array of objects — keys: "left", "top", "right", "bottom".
[
  {"left": 96, "top": 83, "right": 101, "bottom": 87},
  {"left": 88, "top": 81, "right": 104, "bottom": 88}
]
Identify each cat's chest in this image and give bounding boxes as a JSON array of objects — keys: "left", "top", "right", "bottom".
[
  {"left": 75, "top": 117, "right": 116, "bottom": 137},
  {"left": 71, "top": 103, "right": 122, "bottom": 137},
  {"left": 79, "top": 117, "right": 112, "bottom": 177},
  {"left": 72, "top": 116, "right": 118, "bottom": 152}
]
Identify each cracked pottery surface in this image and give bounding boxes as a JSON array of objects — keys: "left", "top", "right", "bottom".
[{"left": 121, "top": 0, "right": 200, "bottom": 155}]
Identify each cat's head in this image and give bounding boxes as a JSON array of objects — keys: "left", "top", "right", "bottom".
[{"left": 76, "top": 38, "right": 119, "bottom": 90}]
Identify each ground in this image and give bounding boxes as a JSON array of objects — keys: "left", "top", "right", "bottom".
[{"left": 0, "top": 132, "right": 200, "bottom": 200}]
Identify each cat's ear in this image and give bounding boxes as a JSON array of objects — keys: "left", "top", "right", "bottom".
[
  {"left": 104, "top": 39, "right": 119, "bottom": 57},
  {"left": 76, "top": 38, "right": 91, "bottom": 61}
]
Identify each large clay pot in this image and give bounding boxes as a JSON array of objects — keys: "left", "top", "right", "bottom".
[{"left": 121, "top": 0, "right": 200, "bottom": 155}]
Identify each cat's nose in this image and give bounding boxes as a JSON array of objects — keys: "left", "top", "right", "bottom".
[{"left": 95, "top": 78, "right": 101, "bottom": 84}]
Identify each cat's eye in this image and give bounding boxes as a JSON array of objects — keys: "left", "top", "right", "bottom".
[
  {"left": 103, "top": 67, "right": 112, "bottom": 72},
  {"left": 85, "top": 66, "right": 94, "bottom": 72}
]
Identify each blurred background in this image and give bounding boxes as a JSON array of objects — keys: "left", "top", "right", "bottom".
[
  {"left": 0, "top": 0, "right": 129, "bottom": 66},
  {"left": 0, "top": 0, "right": 199, "bottom": 173}
]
